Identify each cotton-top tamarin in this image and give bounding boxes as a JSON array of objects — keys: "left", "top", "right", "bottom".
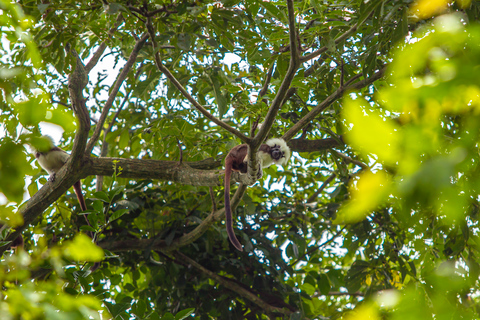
[
  {"left": 34, "top": 137, "right": 87, "bottom": 212},
  {"left": 224, "top": 138, "right": 291, "bottom": 251}
]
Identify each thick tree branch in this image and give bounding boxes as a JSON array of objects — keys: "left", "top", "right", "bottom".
[
  {"left": 67, "top": 47, "right": 90, "bottom": 162},
  {"left": 0, "top": 162, "right": 88, "bottom": 256},
  {"left": 241, "top": 0, "right": 301, "bottom": 187},
  {"left": 1, "top": 48, "right": 93, "bottom": 256},
  {"left": 86, "top": 33, "right": 149, "bottom": 155},
  {"left": 283, "top": 67, "right": 386, "bottom": 141},
  {"left": 288, "top": 137, "right": 344, "bottom": 152},
  {"left": 174, "top": 252, "right": 293, "bottom": 316},
  {"left": 88, "top": 157, "right": 224, "bottom": 186}
]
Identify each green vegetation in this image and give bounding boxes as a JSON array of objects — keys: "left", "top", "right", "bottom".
[{"left": 1, "top": 0, "right": 480, "bottom": 319}]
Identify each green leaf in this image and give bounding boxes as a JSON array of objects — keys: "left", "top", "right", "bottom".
[
  {"left": 343, "top": 97, "right": 400, "bottom": 166},
  {"left": 63, "top": 234, "right": 104, "bottom": 262},
  {"left": 175, "top": 308, "right": 195, "bottom": 320},
  {"left": 105, "top": 3, "right": 126, "bottom": 15},
  {"left": 317, "top": 273, "right": 331, "bottom": 295},
  {"left": 92, "top": 191, "right": 110, "bottom": 203},
  {"left": 334, "top": 171, "right": 392, "bottom": 224},
  {"left": 211, "top": 76, "right": 227, "bottom": 118},
  {"left": 177, "top": 33, "right": 191, "bottom": 51},
  {"left": 110, "top": 209, "right": 129, "bottom": 222}
]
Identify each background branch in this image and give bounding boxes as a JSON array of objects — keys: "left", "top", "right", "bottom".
[
  {"left": 86, "top": 33, "right": 149, "bottom": 155},
  {"left": 283, "top": 67, "right": 386, "bottom": 141}
]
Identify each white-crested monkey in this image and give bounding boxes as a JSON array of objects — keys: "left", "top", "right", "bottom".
[{"left": 224, "top": 138, "right": 291, "bottom": 251}]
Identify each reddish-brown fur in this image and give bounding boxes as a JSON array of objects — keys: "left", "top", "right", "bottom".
[{"left": 224, "top": 144, "right": 275, "bottom": 251}]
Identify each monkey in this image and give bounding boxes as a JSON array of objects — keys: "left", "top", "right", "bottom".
[
  {"left": 224, "top": 138, "right": 291, "bottom": 251},
  {"left": 34, "top": 138, "right": 87, "bottom": 212},
  {"left": 34, "top": 137, "right": 102, "bottom": 271}
]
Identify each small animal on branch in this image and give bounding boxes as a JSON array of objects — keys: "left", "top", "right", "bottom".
[
  {"left": 33, "top": 136, "right": 87, "bottom": 212},
  {"left": 224, "top": 138, "right": 291, "bottom": 251},
  {"left": 33, "top": 136, "right": 100, "bottom": 271}
]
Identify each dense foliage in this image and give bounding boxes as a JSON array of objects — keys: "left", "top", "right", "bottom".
[{"left": 1, "top": 0, "right": 480, "bottom": 319}]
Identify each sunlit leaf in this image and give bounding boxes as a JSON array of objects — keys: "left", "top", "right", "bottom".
[
  {"left": 63, "top": 234, "right": 104, "bottom": 262},
  {"left": 410, "top": 0, "right": 449, "bottom": 20},
  {"left": 343, "top": 304, "right": 379, "bottom": 320},
  {"left": 334, "top": 171, "right": 392, "bottom": 224},
  {"left": 343, "top": 97, "right": 400, "bottom": 165}
]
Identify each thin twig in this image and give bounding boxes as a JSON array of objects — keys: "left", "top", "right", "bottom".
[
  {"left": 330, "top": 149, "right": 368, "bottom": 170},
  {"left": 306, "top": 173, "right": 336, "bottom": 203},
  {"left": 290, "top": 226, "right": 347, "bottom": 267},
  {"left": 283, "top": 67, "right": 386, "bottom": 141},
  {"left": 209, "top": 187, "right": 217, "bottom": 213},
  {"left": 85, "top": 13, "right": 124, "bottom": 73},
  {"left": 300, "top": 3, "right": 379, "bottom": 64},
  {"left": 258, "top": 63, "right": 275, "bottom": 100},
  {"left": 145, "top": 17, "right": 249, "bottom": 143}
]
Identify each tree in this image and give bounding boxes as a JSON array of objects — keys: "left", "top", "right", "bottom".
[{"left": 1, "top": 0, "right": 480, "bottom": 318}]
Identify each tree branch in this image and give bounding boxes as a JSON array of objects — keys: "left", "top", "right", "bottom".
[
  {"left": 307, "top": 173, "right": 336, "bottom": 203},
  {"left": 88, "top": 157, "right": 225, "bottom": 186},
  {"left": 330, "top": 149, "right": 368, "bottom": 170},
  {"left": 86, "top": 33, "right": 149, "bottom": 155},
  {"left": 174, "top": 251, "right": 293, "bottom": 316},
  {"left": 99, "top": 184, "right": 247, "bottom": 252},
  {"left": 145, "top": 17, "right": 249, "bottom": 143},
  {"left": 67, "top": 47, "right": 90, "bottom": 162},
  {"left": 85, "top": 13, "right": 124, "bottom": 73},
  {"left": 288, "top": 137, "right": 344, "bottom": 152},
  {"left": 290, "top": 226, "right": 346, "bottom": 267},
  {"left": 283, "top": 67, "right": 386, "bottom": 141},
  {"left": 253, "top": 0, "right": 300, "bottom": 148},
  {"left": 300, "top": 3, "right": 380, "bottom": 64}
]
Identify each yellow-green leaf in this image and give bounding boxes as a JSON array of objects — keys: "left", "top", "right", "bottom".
[
  {"left": 343, "top": 98, "right": 400, "bottom": 165},
  {"left": 63, "top": 234, "right": 104, "bottom": 262},
  {"left": 334, "top": 171, "right": 392, "bottom": 224}
]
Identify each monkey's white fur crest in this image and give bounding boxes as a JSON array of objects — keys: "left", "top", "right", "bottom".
[{"left": 260, "top": 138, "right": 291, "bottom": 167}]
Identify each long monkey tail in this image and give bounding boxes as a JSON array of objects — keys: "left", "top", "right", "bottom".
[
  {"left": 224, "top": 159, "right": 243, "bottom": 251},
  {"left": 73, "top": 181, "right": 87, "bottom": 211},
  {"left": 73, "top": 181, "right": 94, "bottom": 236}
]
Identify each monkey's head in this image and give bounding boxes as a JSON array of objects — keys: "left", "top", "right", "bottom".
[
  {"left": 265, "top": 138, "right": 291, "bottom": 166},
  {"left": 271, "top": 144, "right": 285, "bottom": 160}
]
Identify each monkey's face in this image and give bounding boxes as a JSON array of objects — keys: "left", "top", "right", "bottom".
[{"left": 270, "top": 145, "right": 285, "bottom": 161}]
